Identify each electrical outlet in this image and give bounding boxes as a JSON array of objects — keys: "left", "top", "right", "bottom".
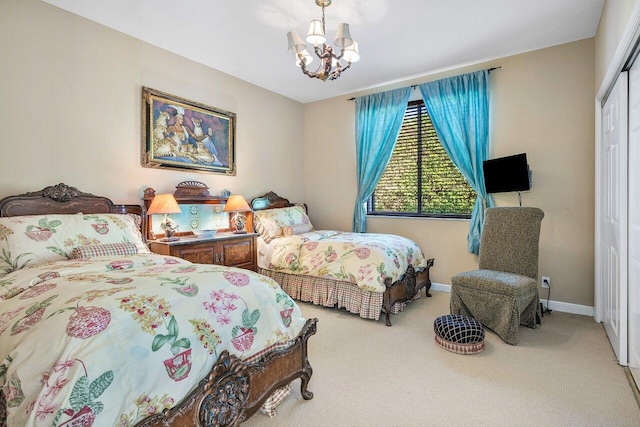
[{"left": 541, "top": 276, "right": 550, "bottom": 288}]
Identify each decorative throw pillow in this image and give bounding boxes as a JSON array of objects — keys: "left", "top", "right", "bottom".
[
  {"left": 69, "top": 242, "right": 140, "bottom": 259},
  {"left": 0, "top": 213, "right": 149, "bottom": 278},
  {"left": 254, "top": 205, "right": 313, "bottom": 243},
  {"left": 253, "top": 214, "right": 284, "bottom": 243},
  {"left": 127, "top": 213, "right": 143, "bottom": 231},
  {"left": 282, "top": 223, "right": 312, "bottom": 236}
]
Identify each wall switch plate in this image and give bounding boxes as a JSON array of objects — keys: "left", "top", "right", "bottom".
[{"left": 541, "top": 276, "right": 550, "bottom": 288}]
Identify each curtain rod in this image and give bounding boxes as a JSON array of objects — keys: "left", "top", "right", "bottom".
[{"left": 346, "top": 66, "right": 502, "bottom": 101}]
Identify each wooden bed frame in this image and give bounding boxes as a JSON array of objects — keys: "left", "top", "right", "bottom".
[
  {"left": 251, "top": 191, "right": 435, "bottom": 326},
  {"left": 0, "top": 183, "right": 318, "bottom": 427}
]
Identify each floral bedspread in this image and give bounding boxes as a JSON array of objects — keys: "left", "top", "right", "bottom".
[
  {"left": 268, "top": 231, "right": 427, "bottom": 293},
  {"left": 0, "top": 254, "right": 305, "bottom": 426}
]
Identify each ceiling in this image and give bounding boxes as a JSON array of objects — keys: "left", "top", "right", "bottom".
[{"left": 43, "top": 0, "right": 605, "bottom": 104}]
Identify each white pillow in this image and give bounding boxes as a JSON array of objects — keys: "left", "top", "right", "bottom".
[{"left": 254, "top": 205, "right": 313, "bottom": 243}]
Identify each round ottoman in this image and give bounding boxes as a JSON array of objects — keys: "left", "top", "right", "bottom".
[{"left": 434, "top": 314, "right": 485, "bottom": 354}]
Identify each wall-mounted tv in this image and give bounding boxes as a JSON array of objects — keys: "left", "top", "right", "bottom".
[{"left": 483, "top": 153, "right": 531, "bottom": 194}]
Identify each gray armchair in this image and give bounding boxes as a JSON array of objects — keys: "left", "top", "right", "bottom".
[{"left": 450, "top": 207, "right": 544, "bottom": 345}]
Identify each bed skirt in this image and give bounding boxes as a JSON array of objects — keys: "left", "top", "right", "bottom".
[{"left": 258, "top": 268, "right": 415, "bottom": 321}]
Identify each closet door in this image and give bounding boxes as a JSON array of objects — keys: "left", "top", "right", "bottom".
[
  {"left": 600, "top": 72, "right": 628, "bottom": 365},
  {"left": 629, "top": 64, "right": 640, "bottom": 372}
]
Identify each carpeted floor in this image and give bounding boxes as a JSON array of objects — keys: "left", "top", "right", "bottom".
[{"left": 244, "top": 290, "right": 640, "bottom": 426}]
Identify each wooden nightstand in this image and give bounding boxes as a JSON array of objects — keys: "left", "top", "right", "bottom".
[{"left": 149, "top": 232, "right": 258, "bottom": 271}]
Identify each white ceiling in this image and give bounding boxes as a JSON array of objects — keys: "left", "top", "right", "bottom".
[{"left": 43, "top": 0, "right": 605, "bottom": 104}]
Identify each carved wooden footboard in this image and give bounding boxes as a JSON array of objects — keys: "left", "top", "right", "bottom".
[
  {"left": 383, "top": 258, "right": 435, "bottom": 326},
  {"left": 135, "top": 317, "right": 318, "bottom": 426}
]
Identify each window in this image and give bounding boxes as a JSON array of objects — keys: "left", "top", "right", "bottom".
[{"left": 368, "top": 100, "right": 476, "bottom": 218}]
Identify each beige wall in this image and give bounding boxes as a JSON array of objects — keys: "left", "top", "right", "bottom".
[
  {"left": 304, "top": 39, "right": 596, "bottom": 307},
  {"left": 595, "top": 0, "right": 637, "bottom": 91},
  {"left": 1, "top": 0, "right": 598, "bottom": 308},
  {"left": 0, "top": 0, "right": 305, "bottom": 205}
]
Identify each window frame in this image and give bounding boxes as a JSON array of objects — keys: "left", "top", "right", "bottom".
[{"left": 366, "top": 100, "right": 475, "bottom": 220}]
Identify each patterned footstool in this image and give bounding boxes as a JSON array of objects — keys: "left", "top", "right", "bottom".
[{"left": 434, "top": 314, "right": 485, "bottom": 355}]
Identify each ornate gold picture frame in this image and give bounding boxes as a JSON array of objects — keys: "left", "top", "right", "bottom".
[{"left": 142, "top": 87, "right": 236, "bottom": 175}]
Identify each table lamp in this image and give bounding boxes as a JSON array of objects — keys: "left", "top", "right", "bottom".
[
  {"left": 147, "top": 193, "right": 182, "bottom": 241},
  {"left": 223, "top": 194, "right": 251, "bottom": 234}
]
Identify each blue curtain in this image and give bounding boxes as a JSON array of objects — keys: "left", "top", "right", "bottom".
[
  {"left": 353, "top": 87, "right": 412, "bottom": 232},
  {"left": 418, "top": 70, "right": 493, "bottom": 254}
]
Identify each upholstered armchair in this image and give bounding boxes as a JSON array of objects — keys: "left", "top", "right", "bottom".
[{"left": 450, "top": 207, "right": 544, "bottom": 345}]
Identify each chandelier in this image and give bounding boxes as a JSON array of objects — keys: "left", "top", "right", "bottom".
[{"left": 287, "top": 0, "right": 360, "bottom": 82}]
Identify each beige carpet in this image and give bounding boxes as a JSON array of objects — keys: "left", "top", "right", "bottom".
[{"left": 244, "top": 291, "right": 640, "bottom": 426}]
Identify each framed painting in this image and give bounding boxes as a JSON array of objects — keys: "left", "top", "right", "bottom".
[{"left": 141, "top": 87, "right": 236, "bottom": 175}]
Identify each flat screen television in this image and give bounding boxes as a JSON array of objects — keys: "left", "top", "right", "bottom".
[{"left": 483, "top": 153, "right": 531, "bottom": 194}]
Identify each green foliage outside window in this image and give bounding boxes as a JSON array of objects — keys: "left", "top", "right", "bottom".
[{"left": 369, "top": 100, "right": 476, "bottom": 217}]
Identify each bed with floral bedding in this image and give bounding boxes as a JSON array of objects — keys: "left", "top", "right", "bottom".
[
  {"left": 0, "top": 184, "right": 317, "bottom": 427},
  {"left": 251, "top": 192, "right": 435, "bottom": 326}
]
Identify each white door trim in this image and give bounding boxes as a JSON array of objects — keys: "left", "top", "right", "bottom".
[
  {"left": 600, "top": 73, "right": 628, "bottom": 366},
  {"left": 595, "top": 99, "right": 603, "bottom": 323},
  {"left": 628, "top": 63, "right": 640, "bottom": 371},
  {"left": 595, "top": 1, "right": 640, "bottom": 324},
  {"left": 596, "top": 2, "right": 640, "bottom": 102}
]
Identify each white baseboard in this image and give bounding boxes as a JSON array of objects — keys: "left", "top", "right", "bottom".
[
  {"left": 542, "top": 299, "right": 594, "bottom": 316},
  {"left": 429, "top": 282, "right": 594, "bottom": 317},
  {"left": 430, "top": 282, "right": 452, "bottom": 293}
]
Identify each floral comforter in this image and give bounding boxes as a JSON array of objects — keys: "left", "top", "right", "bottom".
[
  {"left": 0, "top": 254, "right": 305, "bottom": 426},
  {"left": 267, "top": 231, "right": 427, "bottom": 293}
]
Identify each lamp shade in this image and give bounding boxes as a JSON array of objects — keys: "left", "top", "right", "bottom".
[
  {"left": 147, "top": 194, "right": 181, "bottom": 215},
  {"left": 295, "top": 49, "right": 313, "bottom": 67},
  {"left": 287, "top": 30, "right": 306, "bottom": 53},
  {"left": 333, "top": 23, "right": 353, "bottom": 48},
  {"left": 223, "top": 194, "right": 251, "bottom": 213},
  {"left": 306, "top": 19, "right": 326, "bottom": 45},
  {"left": 342, "top": 40, "right": 360, "bottom": 63}
]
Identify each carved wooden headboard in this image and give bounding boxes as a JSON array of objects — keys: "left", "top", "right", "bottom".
[
  {"left": 250, "top": 191, "right": 307, "bottom": 212},
  {"left": 250, "top": 191, "right": 294, "bottom": 211},
  {"left": 0, "top": 183, "right": 146, "bottom": 240}
]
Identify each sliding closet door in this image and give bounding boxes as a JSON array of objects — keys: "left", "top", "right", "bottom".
[
  {"left": 629, "top": 64, "right": 640, "bottom": 372},
  {"left": 600, "top": 72, "right": 628, "bottom": 365}
]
